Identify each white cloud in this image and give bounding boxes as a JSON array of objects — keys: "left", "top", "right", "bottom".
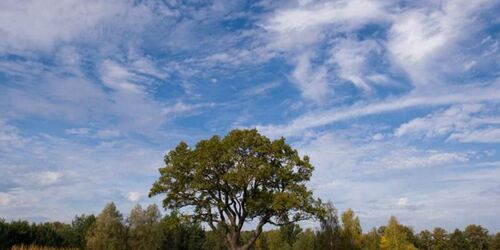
[
  {"left": 0, "top": 121, "right": 165, "bottom": 221},
  {"left": 0, "top": 120, "right": 26, "bottom": 149},
  {"left": 369, "top": 150, "right": 469, "bottom": 170},
  {"left": 244, "top": 81, "right": 281, "bottom": 96},
  {"left": 96, "top": 129, "right": 121, "bottom": 139},
  {"left": 126, "top": 191, "right": 142, "bottom": 202},
  {"left": 264, "top": 0, "right": 388, "bottom": 50},
  {"left": 372, "top": 133, "right": 384, "bottom": 141},
  {"left": 449, "top": 128, "right": 500, "bottom": 143},
  {"left": 65, "top": 128, "right": 91, "bottom": 136},
  {"left": 37, "top": 171, "right": 62, "bottom": 186},
  {"left": 299, "top": 132, "right": 470, "bottom": 176},
  {"left": 257, "top": 83, "right": 500, "bottom": 138},
  {"left": 162, "top": 102, "right": 216, "bottom": 117},
  {"left": 100, "top": 60, "right": 143, "bottom": 93},
  {"left": 396, "top": 104, "right": 500, "bottom": 143},
  {"left": 295, "top": 130, "right": 498, "bottom": 230},
  {"left": 0, "top": 0, "right": 123, "bottom": 53},
  {"left": 330, "top": 38, "right": 382, "bottom": 91},
  {"left": 395, "top": 104, "right": 483, "bottom": 137},
  {"left": 387, "top": 0, "right": 495, "bottom": 85},
  {"left": 291, "top": 52, "right": 330, "bottom": 102},
  {"left": 0, "top": 193, "right": 12, "bottom": 206},
  {"left": 397, "top": 197, "right": 408, "bottom": 206},
  {"left": 262, "top": 0, "right": 390, "bottom": 100}
]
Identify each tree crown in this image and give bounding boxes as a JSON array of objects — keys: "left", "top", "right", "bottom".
[{"left": 150, "top": 129, "right": 322, "bottom": 250}]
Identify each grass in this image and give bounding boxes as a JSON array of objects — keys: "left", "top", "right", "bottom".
[{"left": 11, "top": 245, "right": 79, "bottom": 250}]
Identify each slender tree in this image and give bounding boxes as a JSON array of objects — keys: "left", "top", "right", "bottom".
[
  {"left": 127, "top": 204, "right": 162, "bottom": 250},
  {"left": 362, "top": 228, "right": 381, "bottom": 250},
  {"left": 379, "top": 216, "right": 416, "bottom": 250},
  {"left": 317, "top": 201, "right": 341, "bottom": 250},
  {"left": 86, "top": 202, "right": 127, "bottom": 250},
  {"left": 340, "top": 209, "right": 363, "bottom": 249},
  {"left": 150, "top": 129, "right": 322, "bottom": 250}
]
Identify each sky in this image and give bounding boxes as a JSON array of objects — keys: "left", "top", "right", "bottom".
[{"left": 0, "top": 0, "right": 499, "bottom": 232}]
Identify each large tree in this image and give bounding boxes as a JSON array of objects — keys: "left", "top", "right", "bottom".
[{"left": 150, "top": 129, "right": 322, "bottom": 250}]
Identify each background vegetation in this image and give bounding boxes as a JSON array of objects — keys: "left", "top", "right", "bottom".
[{"left": 1, "top": 202, "right": 499, "bottom": 250}]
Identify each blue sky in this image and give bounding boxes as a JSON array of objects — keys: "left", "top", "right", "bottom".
[{"left": 0, "top": 0, "right": 499, "bottom": 232}]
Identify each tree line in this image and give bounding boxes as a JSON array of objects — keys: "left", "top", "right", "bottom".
[{"left": 1, "top": 201, "right": 499, "bottom": 250}]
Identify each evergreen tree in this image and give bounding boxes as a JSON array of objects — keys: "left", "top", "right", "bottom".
[{"left": 86, "top": 202, "right": 127, "bottom": 250}]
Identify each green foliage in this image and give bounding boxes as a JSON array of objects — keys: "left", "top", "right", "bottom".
[
  {"left": 379, "top": 216, "right": 416, "bottom": 250},
  {"left": 127, "top": 204, "right": 163, "bottom": 250},
  {"left": 160, "top": 210, "right": 206, "bottom": 250},
  {"left": 71, "top": 214, "right": 95, "bottom": 249},
  {"left": 266, "top": 230, "right": 292, "bottom": 250},
  {"left": 0, "top": 218, "right": 82, "bottom": 249},
  {"left": 362, "top": 228, "right": 381, "bottom": 250},
  {"left": 150, "top": 129, "right": 322, "bottom": 250},
  {"left": 2, "top": 208, "right": 499, "bottom": 250},
  {"left": 280, "top": 224, "right": 302, "bottom": 247},
  {"left": 415, "top": 230, "right": 432, "bottom": 250},
  {"left": 203, "top": 230, "right": 226, "bottom": 250},
  {"left": 340, "top": 209, "right": 363, "bottom": 250},
  {"left": 431, "top": 227, "right": 449, "bottom": 250},
  {"left": 464, "top": 224, "right": 489, "bottom": 250},
  {"left": 85, "top": 202, "right": 127, "bottom": 250},
  {"left": 449, "top": 229, "right": 469, "bottom": 250},
  {"left": 316, "top": 201, "right": 341, "bottom": 250},
  {"left": 490, "top": 233, "right": 500, "bottom": 250},
  {"left": 293, "top": 228, "right": 317, "bottom": 250}
]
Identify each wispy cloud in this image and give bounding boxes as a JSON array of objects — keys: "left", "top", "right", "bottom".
[{"left": 258, "top": 82, "right": 500, "bottom": 138}]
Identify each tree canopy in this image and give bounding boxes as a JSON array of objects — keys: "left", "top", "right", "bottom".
[{"left": 150, "top": 129, "right": 322, "bottom": 250}]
